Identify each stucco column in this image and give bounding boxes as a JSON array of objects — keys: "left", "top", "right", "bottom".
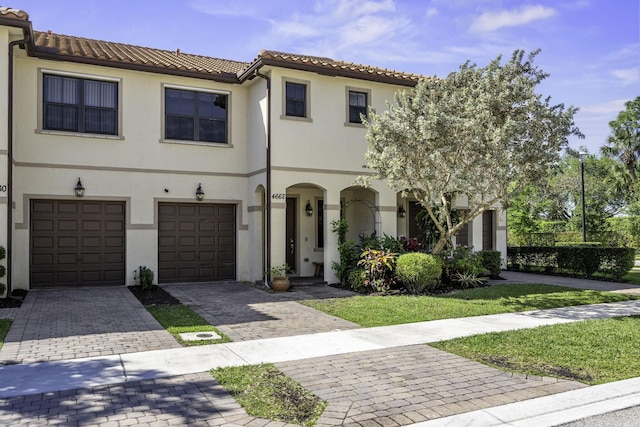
[
  {"left": 471, "top": 214, "right": 483, "bottom": 251},
  {"left": 323, "top": 193, "right": 341, "bottom": 284},
  {"left": 495, "top": 208, "right": 508, "bottom": 268},
  {"left": 377, "top": 188, "right": 398, "bottom": 238},
  {"left": 269, "top": 200, "right": 287, "bottom": 269}
]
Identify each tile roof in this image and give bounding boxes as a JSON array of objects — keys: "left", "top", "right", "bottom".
[
  {"left": 32, "top": 30, "right": 249, "bottom": 81},
  {"left": 255, "top": 50, "right": 425, "bottom": 85}
]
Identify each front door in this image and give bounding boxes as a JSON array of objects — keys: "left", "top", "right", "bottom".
[{"left": 286, "top": 197, "right": 297, "bottom": 272}]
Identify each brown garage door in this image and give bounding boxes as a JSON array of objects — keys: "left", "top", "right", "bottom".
[
  {"left": 158, "top": 203, "right": 236, "bottom": 283},
  {"left": 30, "top": 200, "right": 126, "bottom": 287}
]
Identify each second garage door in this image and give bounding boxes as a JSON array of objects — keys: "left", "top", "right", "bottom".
[{"left": 158, "top": 203, "right": 236, "bottom": 283}]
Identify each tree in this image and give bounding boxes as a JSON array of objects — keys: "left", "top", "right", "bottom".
[
  {"left": 601, "top": 97, "right": 640, "bottom": 183},
  {"left": 360, "top": 50, "right": 582, "bottom": 254}
]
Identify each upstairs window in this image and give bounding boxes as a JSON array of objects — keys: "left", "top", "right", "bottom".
[
  {"left": 285, "top": 82, "right": 307, "bottom": 117},
  {"left": 43, "top": 74, "right": 118, "bottom": 135},
  {"left": 348, "top": 90, "right": 368, "bottom": 124},
  {"left": 165, "top": 88, "right": 228, "bottom": 143}
]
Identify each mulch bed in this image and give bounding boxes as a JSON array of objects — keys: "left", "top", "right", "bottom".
[
  {"left": 0, "top": 290, "right": 27, "bottom": 309},
  {"left": 128, "top": 285, "right": 181, "bottom": 306}
]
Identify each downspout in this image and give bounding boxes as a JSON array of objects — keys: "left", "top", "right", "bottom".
[
  {"left": 6, "top": 33, "right": 30, "bottom": 297},
  {"left": 254, "top": 69, "right": 271, "bottom": 286}
]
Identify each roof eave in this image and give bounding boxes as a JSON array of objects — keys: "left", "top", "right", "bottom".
[
  {"left": 239, "top": 57, "right": 420, "bottom": 87},
  {"left": 32, "top": 48, "right": 242, "bottom": 84},
  {"left": 0, "top": 15, "right": 34, "bottom": 53}
]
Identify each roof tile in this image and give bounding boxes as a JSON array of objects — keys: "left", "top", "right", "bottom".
[
  {"left": 32, "top": 30, "right": 249, "bottom": 76},
  {"left": 256, "top": 50, "right": 424, "bottom": 83},
  {"left": 0, "top": 7, "right": 29, "bottom": 21}
]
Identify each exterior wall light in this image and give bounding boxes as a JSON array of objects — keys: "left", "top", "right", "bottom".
[
  {"left": 305, "top": 200, "right": 313, "bottom": 216},
  {"left": 398, "top": 205, "right": 406, "bottom": 218},
  {"left": 195, "top": 183, "right": 204, "bottom": 201},
  {"left": 74, "top": 178, "right": 85, "bottom": 197}
]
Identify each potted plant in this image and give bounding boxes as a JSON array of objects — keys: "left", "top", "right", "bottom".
[{"left": 265, "top": 263, "right": 292, "bottom": 291}]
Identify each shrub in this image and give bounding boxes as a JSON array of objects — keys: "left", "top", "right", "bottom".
[
  {"left": 478, "top": 250, "right": 502, "bottom": 278},
  {"left": 440, "top": 246, "right": 488, "bottom": 285},
  {"left": 138, "top": 266, "right": 154, "bottom": 290},
  {"left": 331, "top": 219, "right": 359, "bottom": 285},
  {"left": 452, "top": 271, "right": 487, "bottom": 288},
  {"left": 0, "top": 245, "right": 5, "bottom": 297},
  {"left": 395, "top": 252, "right": 442, "bottom": 294},
  {"left": 508, "top": 246, "right": 635, "bottom": 279},
  {"left": 356, "top": 249, "right": 397, "bottom": 293},
  {"left": 347, "top": 268, "right": 368, "bottom": 293}
]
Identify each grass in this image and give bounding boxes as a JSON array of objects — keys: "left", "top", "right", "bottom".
[
  {"left": 431, "top": 315, "right": 640, "bottom": 385},
  {"left": 621, "top": 269, "right": 640, "bottom": 285},
  {"left": 302, "top": 284, "right": 638, "bottom": 327},
  {"left": 0, "top": 319, "right": 11, "bottom": 350},
  {"left": 146, "top": 305, "right": 232, "bottom": 346},
  {"left": 211, "top": 363, "right": 326, "bottom": 426}
]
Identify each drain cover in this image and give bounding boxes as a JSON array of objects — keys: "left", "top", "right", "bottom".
[{"left": 179, "top": 331, "right": 221, "bottom": 342}]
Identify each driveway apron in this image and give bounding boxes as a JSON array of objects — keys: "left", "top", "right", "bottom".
[
  {"left": 0, "top": 287, "right": 180, "bottom": 365},
  {"left": 162, "top": 282, "right": 362, "bottom": 341}
]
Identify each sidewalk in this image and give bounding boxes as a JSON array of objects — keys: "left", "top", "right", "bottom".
[{"left": 1, "top": 273, "right": 639, "bottom": 426}]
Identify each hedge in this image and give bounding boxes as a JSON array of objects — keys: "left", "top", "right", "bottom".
[{"left": 507, "top": 246, "right": 635, "bottom": 280}]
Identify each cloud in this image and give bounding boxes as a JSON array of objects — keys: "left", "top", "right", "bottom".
[
  {"left": 580, "top": 99, "right": 628, "bottom": 115},
  {"left": 264, "top": 0, "right": 411, "bottom": 59},
  {"left": 425, "top": 7, "right": 438, "bottom": 18},
  {"left": 471, "top": 5, "right": 557, "bottom": 32},
  {"left": 611, "top": 68, "right": 639, "bottom": 85}
]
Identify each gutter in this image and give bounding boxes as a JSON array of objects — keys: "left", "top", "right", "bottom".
[
  {"left": 6, "top": 32, "right": 30, "bottom": 296},
  {"left": 253, "top": 69, "right": 272, "bottom": 286}
]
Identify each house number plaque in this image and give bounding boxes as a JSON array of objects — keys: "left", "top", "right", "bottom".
[
  {"left": 0, "top": 185, "right": 7, "bottom": 192},
  {"left": 271, "top": 193, "right": 286, "bottom": 199}
]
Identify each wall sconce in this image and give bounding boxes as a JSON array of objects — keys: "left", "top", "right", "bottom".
[
  {"left": 305, "top": 200, "right": 313, "bottom": 216},
  {"left": 397, "top": 205, "right": 406, "bottom": 218},
  {"left": 195, "top": 183, "right": 204, "bottom": 201},
  {"left": 74, "top": 178, "right": 85, "bottom": 197}
]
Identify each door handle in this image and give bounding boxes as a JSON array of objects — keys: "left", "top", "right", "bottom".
[{"left": 290, "top": 238, "right": 294, "bottom": 254}]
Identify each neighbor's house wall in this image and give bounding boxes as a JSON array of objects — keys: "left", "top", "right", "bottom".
[{"left": 9, "top": 50, "right": 253, "bottom": 289}]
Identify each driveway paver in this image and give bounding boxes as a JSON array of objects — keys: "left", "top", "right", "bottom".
[
  {"left": 0, "top": 287, "right": 180, "bottom": 364},
  {"left": 163, "top": 282, "right": 361, "bottom": 341}
]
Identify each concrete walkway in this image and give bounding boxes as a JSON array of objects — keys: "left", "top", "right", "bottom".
[{"left": 0, "top": 273, "right": 639, "bottom": 426}]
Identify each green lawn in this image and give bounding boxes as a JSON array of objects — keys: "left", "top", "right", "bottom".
[
  {"left": 431, "top": 315, "right": 640, "bottom": 385},
  {"left": 0, "top": 319, "right": 11, "bottom": 350},
  {"left": 211, "top": 364, "right": 326, "bottom": 427},
  {"left": 302, "top": 284, "right": 638, "bottom": 327},
  {"left": 147, "top": 305, "right": 231, "bottom": 346}
]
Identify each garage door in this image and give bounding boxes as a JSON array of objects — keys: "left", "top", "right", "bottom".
[
  {"left": 158, "top": 203, "right": 236, "bottom": 283},
  {"left": 30, "top": 200, "right": 126, "bottom": 287}
]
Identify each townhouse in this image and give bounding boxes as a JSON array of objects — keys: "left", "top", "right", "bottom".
[{"left": 0, "top": 7, "right": 506, "bottom": 292}]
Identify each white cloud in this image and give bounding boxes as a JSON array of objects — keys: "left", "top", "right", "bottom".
[
  {"left": 581, "top": 99, "right": 628, "bottom": 115},
  {"left": 471, "top": 5, "right": 557, "bottom": 32},
  {"left": 611, "top": 68, "right": 639, "bottom": 85},
  {"left": 425, "top": 7, "right": 438, "bottom": 18},
  {"left": 265, "top": 0, "right": 411, "bottom": 59}
]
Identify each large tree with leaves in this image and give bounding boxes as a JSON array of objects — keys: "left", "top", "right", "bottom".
[
  {"left": 361, "top": 50, "right": 582, "bottom": 254},
  {"left": 600, "top": 96, "right": 640, "bottom": 194}
]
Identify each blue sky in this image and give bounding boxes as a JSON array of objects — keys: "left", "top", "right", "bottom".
[{"left": 9, "top": 0, "right": 639, "bottom": 154}]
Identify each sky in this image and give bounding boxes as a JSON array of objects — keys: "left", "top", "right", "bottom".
[{"left": 8, "top": 0, "right": 639, "bottom": 154}]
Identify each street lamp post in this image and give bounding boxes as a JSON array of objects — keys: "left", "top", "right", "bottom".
[{"left": 579, "top": 151, "right": 587, "bottom": 243}]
